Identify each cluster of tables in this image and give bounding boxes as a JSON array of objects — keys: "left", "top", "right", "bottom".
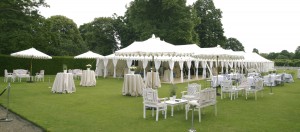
[
  {"left": 122, "top": 72, "right": 161, "bottom": 96},
  {"left": 51, "top": 69, "right": 96, "bottom": 93}
]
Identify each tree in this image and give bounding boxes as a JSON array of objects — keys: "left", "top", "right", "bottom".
[
  {"left": 79, "top": 17, "right": 118, "bottom": 55},
  {"left": 223, "top": 37, "right": 244, "bottom": 51},
  {"left": 124, "top": 0, "right": 199, "bottom": 45},
  {"left": 0, "top": 0, "right": 49, "bottom": 54},
  {"left": 252, "top": 48, "right": 259, "bottom": 54},
  {"left": 193, "top": 0, "right": 226, "bottom": 47},
  {"left": 294, "top": 46, "right": 300, "bottom": 59},
  {"left": 267, "top": 52, "right": 278, "bottom": 59},
  {"left": 46, "top": 15, "right": 87, "bottom": 56},
  {"left": 112, "top": 14, "right": 138, "bottom": 48},
  {"left": 279, "top": 50, "right": 293, "bottom": 59}
]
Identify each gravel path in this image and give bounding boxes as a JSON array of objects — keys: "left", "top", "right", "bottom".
[{"left": 0, "top": 106, "right": 44, "bottom": 132}]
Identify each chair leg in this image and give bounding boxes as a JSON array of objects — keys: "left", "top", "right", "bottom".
[
  {"left": 198, "top": 108, "right": 201, "bottom": 122},
  {"left": 185, "top": 105, "right": 189, "bottom": 120},
  {"left": 164, "top": 107, "right": 167, "bottom": 119},
  {"left": 255, "top": 92, "right": 257, "bottom": 100},
  {"left": 143, "top": 105, "right": 146, "bottom": 119},
  {"left": 156, "top": 107, "right": 159, "bottom": 121}
]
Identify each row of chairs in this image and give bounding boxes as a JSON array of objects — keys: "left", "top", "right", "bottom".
[
  {"left": 221, "top": 78, "right": 264, "bottom": 100},
  {"left": 4, "top": 69, "right": 44, "bottom": 82}
]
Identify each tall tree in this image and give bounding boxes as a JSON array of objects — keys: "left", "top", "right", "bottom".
[
  {"left": 0, "top": 0, "right": 49, "bottom": 54},
  {"left": 46, "top": 15, "right": 87, "bottom": 56},
  {"left": 193, "top": 0, "right": 226, "bottom": 47},
  {"left": 124, "top": 0, "right": 199, "bottom": 45},
  {"left": 267, "top": 52, "right": 278, "bottom": 59},
  {"left": 223, "top": 37, "right": 244, "bottom": 51},
  {"left": 79, "top": 17, "right": 118, "bottom": 55},
  {"left": 112, "top": 14, "right": 137, "bottom": 48},
  {"left": 280, "top": 50, "right": 293, "bottom": 59},
  {"left": 252, "top": 48, "right": 259, "bottom": 54},
  {"left": 294, "top": 46, "right": 300, "bottom": 59}
]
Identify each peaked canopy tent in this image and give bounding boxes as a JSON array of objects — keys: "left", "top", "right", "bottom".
[
  {"left": 115, "top": 34, "right": 192, "bottom": 87},
  {"left": 235, "top": 51, "right": 274, "bottom": 73},
  {"left": 10, "top": 47, "right": 52, "bottom": 82},
  {"left": 74, "top": 51, "right": 104, "bottom": 72},
  {"left": 192, "top": 45, "right": 244, "bottom": 78},
  {"left": 192, "top": 45, "right": 244, "bottom": 94}
]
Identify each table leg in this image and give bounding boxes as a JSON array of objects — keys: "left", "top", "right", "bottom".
[{"left": 171, "top": 105, "right": 174, "bottom": 116}]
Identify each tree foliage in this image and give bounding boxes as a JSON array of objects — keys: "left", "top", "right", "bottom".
[
  {"left": 46, "top": 15, "right": 87, "bottom": 56},
  {"left": 223, "top": 37, "right": 244, "bottom": 51},
  {"left": 0, "top": 0, "right": 49, "bottom": 54},
  {"left": 252, "top": 48, "right": 259, "bottom": 54},
  {"left": 123, "top": 0, "right": 199, "bottom": 46},
  {"left": 79, "top": 17, "right": 118, "bottom": 55},
  {"left": 193, "top": 0, "right": 226, "bottom": 47}
]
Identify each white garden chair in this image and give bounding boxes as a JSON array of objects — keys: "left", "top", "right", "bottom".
[
  {"left": 221, "top": 80, "right": 236, "bottom": 100},
  {"left": 181, "top": 83, "right": 201, "bottom": 101},
  {"left": 143, "top": 88, "right": 167, "bottom": 121},
  {"left": 35, "top": 70, "right": 45, "bottom": 82},
  {"left": 185, "top": 88, "right": 217, "bottom": 122},
  {"left": 245, "top": 78, "right": 264, "bottom": 100}
]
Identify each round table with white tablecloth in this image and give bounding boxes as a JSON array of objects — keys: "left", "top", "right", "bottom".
[
  {"left": 80, "top": 70, "right": 96, "bottom": 86},
  {"left": 122, "top": 74, "right": 145, "bottom": 96},
  {"left": 211, "top": 75, "right": 225, "bottom": 87},
  {"left": 163, "top": 70, "right": 170, "bottom": 82},
  {"left": 145, "top": 72, "right": 161, "bottom": 88},
  {"left": 52, "top": 73, "right": 76, "bottom": 93}
]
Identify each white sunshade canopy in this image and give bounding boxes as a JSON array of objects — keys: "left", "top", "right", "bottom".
[
  {"left": 115, "top": 34, "right": 192, "bottom": 57},
  {"left": 11, "top": 47, "right": 52, "bottom": 59},
  {"left": 74, "top": 51, "right": 104, "bottom": 59},
  {"left": 193, "top": 45, "right": 244, "bottom": 60}
]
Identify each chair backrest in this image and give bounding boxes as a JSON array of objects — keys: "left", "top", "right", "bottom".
[
  {"left": 221, "top": 80, "right": 233, "bottom": 91},
  {"left": 4, "top": 69, "right": 8, "bottom": 76},
  {"left": 238, "top": 78, "right": 249, "bottom": 88},
  {"left": 143, "top": 88, "right": 158, "bottom": 104},
  {"left": 198, "top": 88, "right": 216, "bottom": 105},
  {"left": 187, "top": 83, "right": 201, "bottom": 96},
  {"left": 40, "top": 70, "right": 45, "bottom": 75},
  {"left": 254, "top": 79, "right": 264, "bottom": 90}
]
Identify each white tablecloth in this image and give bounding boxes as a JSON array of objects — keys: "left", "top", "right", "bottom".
[
  {"left": 283, "top": 73, "right": 294, "bottom": 83},
  {"left": 52, "top": 73, "right": 76, "bottom": 93},
  {"left": 263, "top": 74, "right": 280, "bottom": 86},
  {"left": 80, "top": 70, "right": 96, "bottom": 86},
  {"left": 145, "top": 72, "right": 161, "bottom": 88},
  {"left": 211, "top": 75, "right": 225, "bottom": 87},
  {"left": 163, "top": 70, "right": 170, "bottom": 82},
  {"left": 122, "top": 74, "right": 144, "bottom": 96},
  {"left": 248, "top": 72, "right": 260, "bottom": 77}
]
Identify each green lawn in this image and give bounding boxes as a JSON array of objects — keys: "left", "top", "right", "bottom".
[{"left": 1, "top": 71, "right": 300, "bottom": 132}]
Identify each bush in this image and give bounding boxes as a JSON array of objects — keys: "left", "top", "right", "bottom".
[{"left": 0, "top": 55, "right": 95, "bottom": 76}]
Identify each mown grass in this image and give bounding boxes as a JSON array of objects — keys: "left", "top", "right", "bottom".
[{"left": 1, "top": 70, "right": 300, "bottom": 132}]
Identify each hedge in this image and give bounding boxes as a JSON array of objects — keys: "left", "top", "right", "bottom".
[{"left": 0, "top": 55, "right": 95, "bottom": 76}]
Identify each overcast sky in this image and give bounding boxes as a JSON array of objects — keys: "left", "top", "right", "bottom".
[{"left": 39, "top": 0, "right": 300, "bottom": 54}]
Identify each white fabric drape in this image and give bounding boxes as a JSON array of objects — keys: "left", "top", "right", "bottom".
[
  {"left": 209, "top": 61, "right": 213, "bottom": 77},
  {"left": 112, "top": 58, "right": 118, "bottom": 78},
  {"left": 179, "top": 61, "right": 184, "bottom": 82},
  {"left": 202, "top": 61, "right": 207, "bottom": 79},
  {"left": 154, "top": 60, "right": 161, "bottom": 73},
  {"left": 221, "top": 61, "right": 224, "bottom": 74},
  {"left": 194, "top": 60, "right": 199, "bottom": 79},
  {"left": 225, "top": 61, "right": 229, "bottom": 74},
  {"left": 126, "top": 59, "right": 132, "bottom": 74},
  {"left": 142, "top": 59, "right": 148, "bottom": 81},
  {"left": 187, "top": 60, "right": 191, "bottom": 80},
  {"left": 168, "top": 60, "right": 175, "bottom": 83},
  {"left": 103, "top": 58, "right": 109, "bottom": 78}
]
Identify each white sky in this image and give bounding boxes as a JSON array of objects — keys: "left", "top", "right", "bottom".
[{"left": 39, "top": 0, "right": 300, "bottom": 54}]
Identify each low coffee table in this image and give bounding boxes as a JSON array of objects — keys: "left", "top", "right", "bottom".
[{"left": 164, "top": 99, "right": 188, "bottom": 116}]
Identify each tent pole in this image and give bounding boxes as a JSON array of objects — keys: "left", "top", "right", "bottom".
[{"left": 152, "top": 56, "right": 154, "bottom": 89}]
